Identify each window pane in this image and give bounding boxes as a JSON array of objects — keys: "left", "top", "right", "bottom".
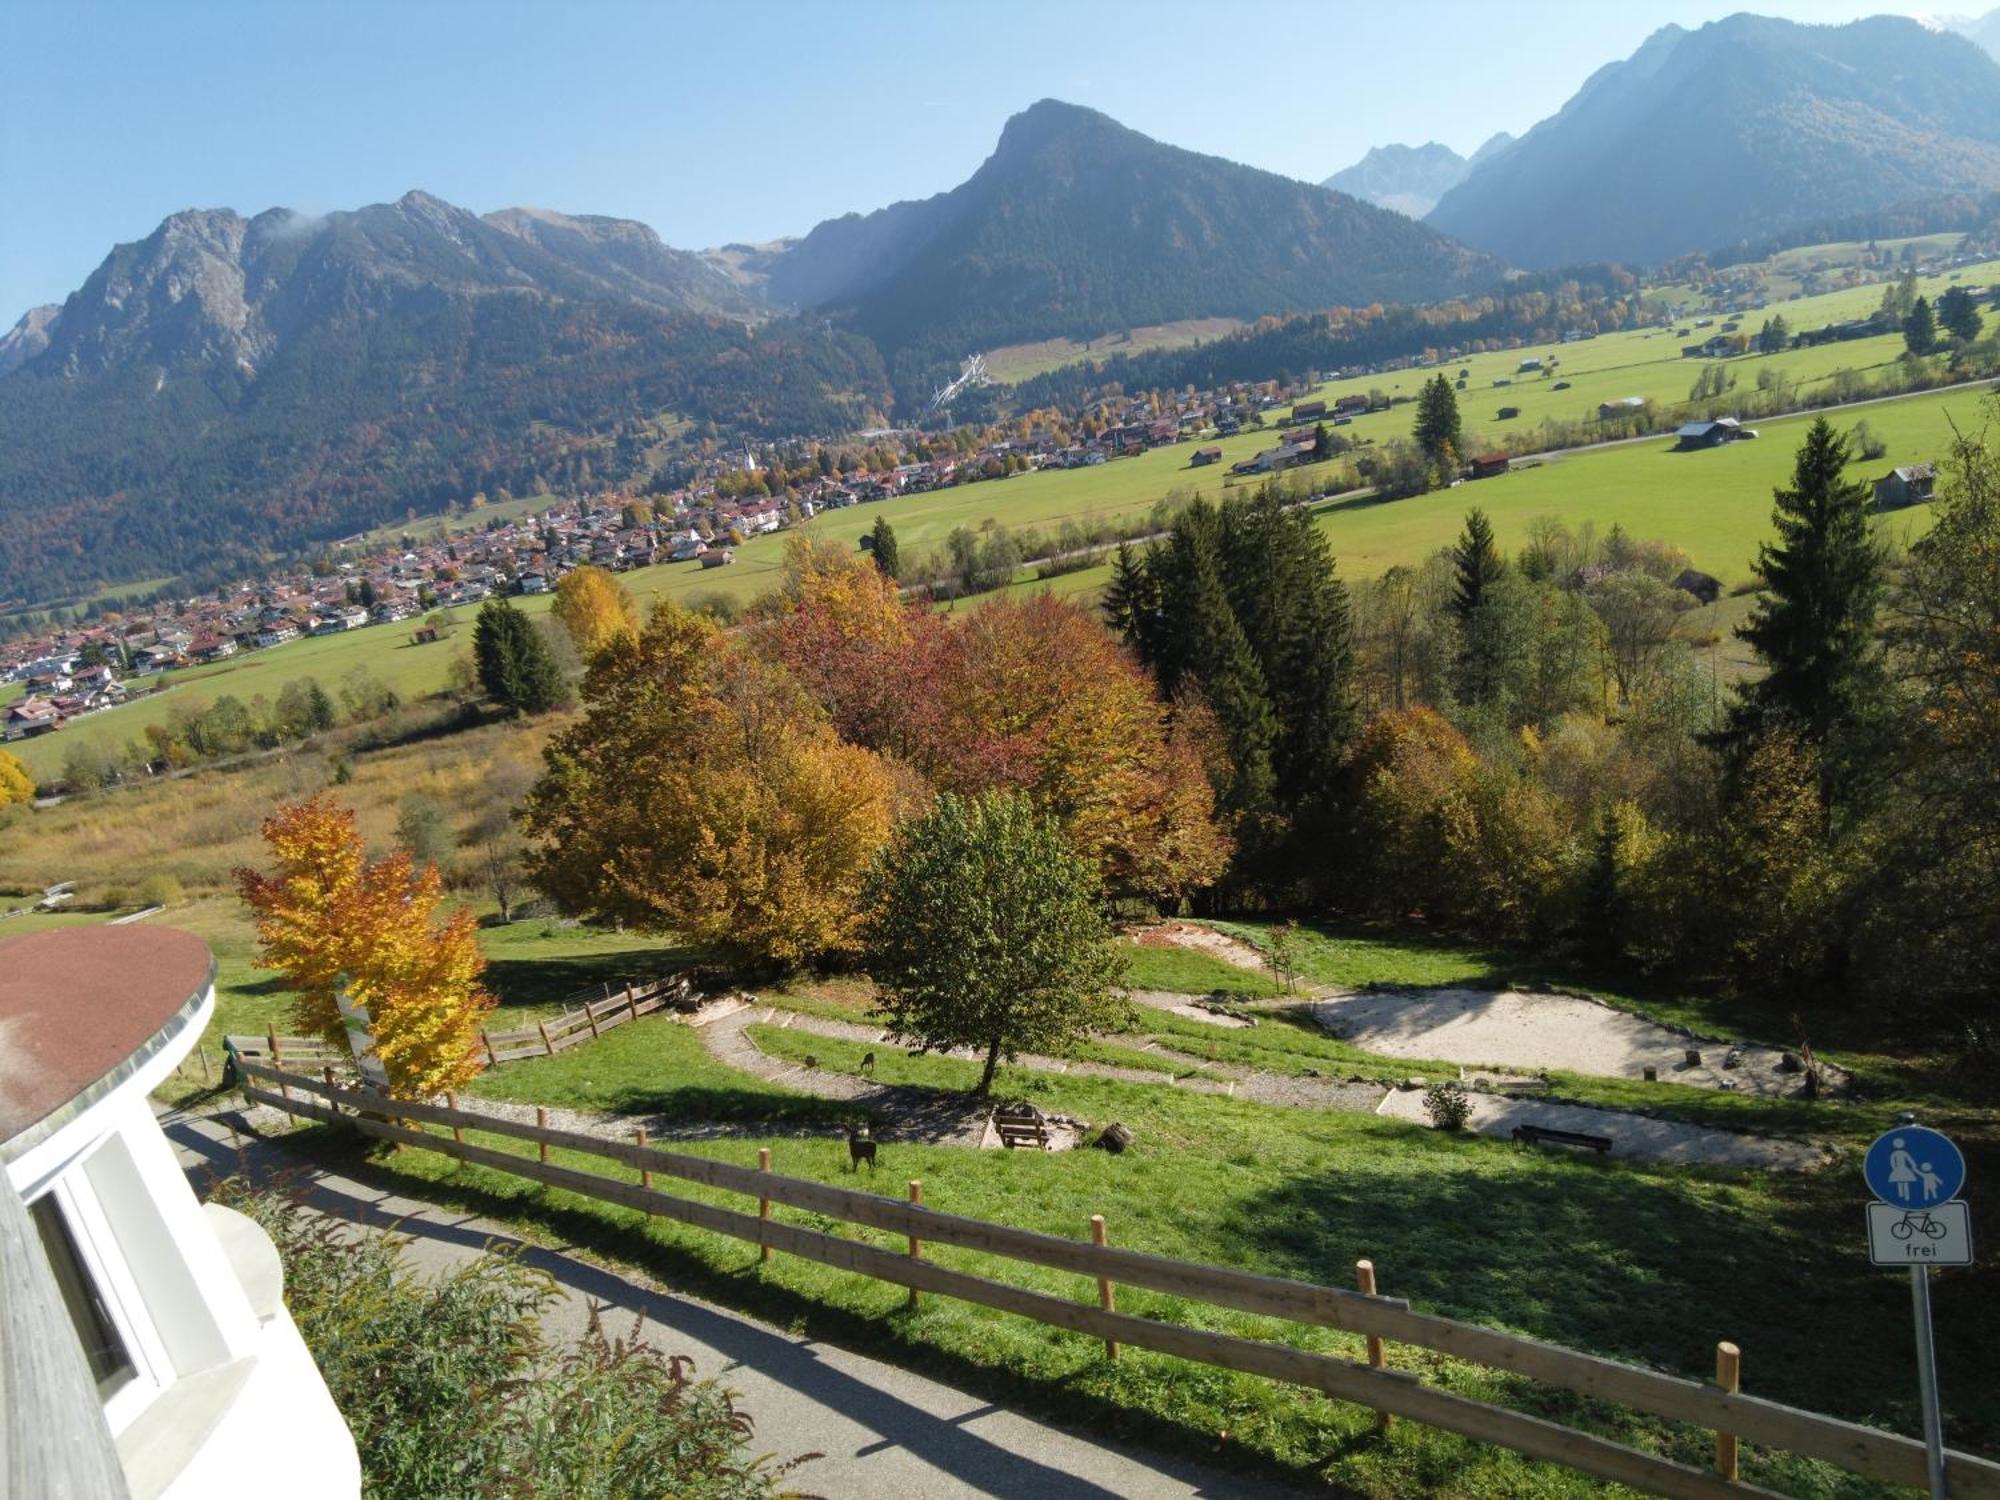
[{"left": 29, "top": 1194, "right": 136, "bottom": 1399}]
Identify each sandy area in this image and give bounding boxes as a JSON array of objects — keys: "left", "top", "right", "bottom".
[
  {"left": 1126, "top": 990, "right": 1255, "bottom": 1028},
  {"left": 1130, "top": 921, "right": 1269, "bottom": 973},
  {"left": 1375, "top": 1088, "right": 1829, "bottom": 1171},
  {"left": 1308, "top": 987, "right": 1839, "bottom": 1098}
]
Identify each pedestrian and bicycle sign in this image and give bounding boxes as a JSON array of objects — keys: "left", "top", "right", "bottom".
[
  {"left": 1862, "top": 1119, "right": 1972, "bottom": 1499},
  {"left": 1863, "top": 1125, "right": 1966, "bottom": 1213}
]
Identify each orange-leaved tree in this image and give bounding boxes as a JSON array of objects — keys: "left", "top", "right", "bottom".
[
  {"left": 551, "top": 564, "right": 640, "bottom": 660},
  {"left": 236, "top": 794, "right": 493, "bottom": 1096}
]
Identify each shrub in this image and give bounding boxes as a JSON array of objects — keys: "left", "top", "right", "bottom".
[
  {"left": 1423, "top": 1080, "right": 1472, "bottom": 1131},
  {"left": 211, "top": 1180, "right": 814, "bottom": 1500},
  {"left": 137, "top": 873, "right": 184, "bottom": 908}
]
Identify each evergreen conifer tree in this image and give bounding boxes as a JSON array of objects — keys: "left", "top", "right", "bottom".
[
  {"left": 1413, "top": 373, "right": 1463, "bottom": 476},
  {"left": 1728, "top": 416, "right": 1887, "bottom": 811},
  {"left": 869, "top": 516, "right": 900, "bottom": 579},
  {"left": 474, "top": 598, "right": 565, "bottom": 715},
  {"left": 1904, "top": 296, "right": 1938, "bottom": 356}
]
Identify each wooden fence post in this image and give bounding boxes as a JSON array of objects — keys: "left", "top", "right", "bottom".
[
  {"left": 538, "top": 1020, "right": 556, "bottom": 1057},
  {"left": 636, "top": 1127, "right": 651, "bottom": 1188},
  {"left": 444, "top": 1093, "right": 464, "bottom": 1144},
  {"left": 584, "top": 999, "right": 602, "bottom": 1039},
  {"left": 482, "top": 1029, "right": 498, "bottom": 1068},
  {"left": 758, "top": 1148, "right": 772, "bottom": 1263},
  {"left": 1715, "top": 1341, "right": 1741, "bottom": 1480},
  {"left": 270, "top": 1027, "right": 289, "bottom": 1101},
  {"left": 907, "top": 1181, "right": 924, "bottom": 1308},
  {"left": 198, "top": 1045, "right": 212, "bottom": 1085},
  {"left": 536, "top": 1107, "right": 549, "bottom": 1163},
  {"left": 1358, "top": 1259, "right": 1390, "bottom": 1432},
  {"left": 1092, "top": 1215, "right": 1118, "bottom": 1361}
]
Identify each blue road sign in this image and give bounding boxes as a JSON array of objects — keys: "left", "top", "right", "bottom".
[{"left": 1864, "top": 1126, "right": 1966, "bottom": 1209}]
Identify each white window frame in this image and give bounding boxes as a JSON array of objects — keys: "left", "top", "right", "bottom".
[{"left": 37, "top": 1167, "right": 175, "bottom": 1432}]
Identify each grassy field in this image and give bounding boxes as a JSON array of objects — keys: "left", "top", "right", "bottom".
[
  {"left": 257, "top": 984, "right": 1999, "bottom": 1499},
  {"left": 983, "top": 316, "right": 1246, "bottom": 383}
]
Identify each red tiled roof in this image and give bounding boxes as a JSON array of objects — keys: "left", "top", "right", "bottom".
[{"left": 0, "top": 927, "right": 215, "bottom": 1149}]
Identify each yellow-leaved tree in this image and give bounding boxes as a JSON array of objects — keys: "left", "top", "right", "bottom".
[
  {"left": 0, "top": 749, "right": 33, "bottom": 809},
  {"left": 550, "top": 564, "right": 639, "bottom": 660},
  {"left": 524, "top": 601, "right": 898, "bottom": 966},
  {"left": 236, "top": 794, "right": 493, "bottom": 1096}
]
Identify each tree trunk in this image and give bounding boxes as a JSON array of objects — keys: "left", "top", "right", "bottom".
[{"left": 976, "top": 1037, "right": 1003, "bottom": 1096}]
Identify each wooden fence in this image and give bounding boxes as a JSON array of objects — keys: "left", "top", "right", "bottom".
[
  {"left": 226, "top": 973, "right": 694, "bottom": 1075},
  {"left": 236, "top": 1059, "right": 2000, "bottom": 1500}
]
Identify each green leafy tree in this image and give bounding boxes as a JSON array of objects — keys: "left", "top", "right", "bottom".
[
  {"left": 1938, "top": 284, "right": 1984, "bottom": 345},
  {"left": 1904, "top": 296, "right": 1938, "bottom": 356},
  {"left": 395, "top": 792, "right": 455, "bottom": 870},
  {"left": 1729, "top": 417, "right": 1887, "bottom": 813},
  {"left": 869, "top": 516, "right": 900, "bottom": 579},
  {"left": 472, "top": 598, "right": 565, "bottom": 715},
  {"left": 862, "top": 791, "right": 1128, "bottom": 1095},
  {"left": 1413, "top": 372, "right": 1463, "bottom": 475}
]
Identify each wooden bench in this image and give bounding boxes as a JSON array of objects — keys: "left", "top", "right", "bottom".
[
  {"left": 993, "top": 1104, "right": 1052, "bottom": 1150},
  {"left": 1511, "top": 1124, "right": 1612, "bottom": 1155}
]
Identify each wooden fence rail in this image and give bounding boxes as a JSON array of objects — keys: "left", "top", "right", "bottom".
[
  {"left": 235, "top": 1060, "right": 2000, "bottom": 1500},
  {"left": 229, "top": 973, "right": 695, "bottom": 1073}
]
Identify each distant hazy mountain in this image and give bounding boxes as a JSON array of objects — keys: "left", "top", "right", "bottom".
[
  {"left": 769, "top": 100, "right": 1503, "bottom": 386},
  {"left": 0, "top": 305, "right": 60, "bottom": 378},
  {"left": 1427, "top": 14, "right": 2000, "bottom": 268},
  {"left": 1321, "top": 135, "right": 1513, "bottom": 219},
  {"left": 0, "top": 191, "right": 887, "bottom": 601},
  {"left": 1946, "top": 8, "right": 2000, "bottom": 60}
]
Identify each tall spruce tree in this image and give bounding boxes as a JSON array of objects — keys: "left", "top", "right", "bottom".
[
  {"left": 474, "top": 597, "right": 565, "bottom": 715},
  {"left": 1904, "top": 296, "right": 1938, "bottom": 356},
  {"left": 869, "top": 516, "right": 901, "bottom": 579},
  {"left": 1413, "top": 373, "right": 1463, "bottom": 475},
  {"left": 1729, "top": 416, "right": 1887, "bottom": 811}
]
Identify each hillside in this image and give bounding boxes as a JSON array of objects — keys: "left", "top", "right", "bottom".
[
  {"left": 771, "top": 100, "right": 1504, "bottom": 388},
  {"left": 0, "top": 192, "right": 888, "bottom": 603},
  {"left": 1321, "top": 134, "right": 1512, "bottom": 218},
  {"left": 1426, "top": 14, "right": 2000, "bottom": 268}
]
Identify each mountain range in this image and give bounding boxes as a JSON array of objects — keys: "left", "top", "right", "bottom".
[
  {"left": 1425, "top": 13, "right": 2000, "bottom": 268},
  {"left": 1321, "top": 135, "right": 1513, "bottom": 219},
  {"left": 0, "top": 103, "right": 1495, "bottom": 603}
]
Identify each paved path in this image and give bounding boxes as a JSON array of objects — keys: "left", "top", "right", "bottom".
[{"left": 163, "top": 1108, "right": 1302, "bottom": 1500}]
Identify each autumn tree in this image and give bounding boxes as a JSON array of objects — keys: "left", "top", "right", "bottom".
[
  {"left": 473, "top": 598, "right": 565, "bottom": 715},
  {"left": 523, "top": 602, "right": 896, "bottom": 967},
  {"left": 862, "top": 791, "right": 1128, "bottom": 1095},
  {"left": 0, "top": 748, "right": 32, "bottom": 808},
  {"left": 236, "top": 795, "right": 492, "bottom": 1097},
  {"left": 550, "top": 565, "right": 638, "bottom": 659}
]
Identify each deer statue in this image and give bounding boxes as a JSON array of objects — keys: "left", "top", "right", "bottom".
[{"left": 846, "top": 1123, "right": 878, "bottom": 1173}]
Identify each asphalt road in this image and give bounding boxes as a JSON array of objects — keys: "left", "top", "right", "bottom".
[{"left": 164, "top": 1107, "right": 1306, "bottom": 1500}]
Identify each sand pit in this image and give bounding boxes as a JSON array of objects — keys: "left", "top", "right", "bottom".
[
  {"left": 1374, "top": 1089, "right": 1829, "bottom": 1171},
  {"left": 1308, "top": 987, "right": 1838, "bottom": 1098},
  {"left": 1131, "top": 921, "right": 1269, "bottom": 973}
]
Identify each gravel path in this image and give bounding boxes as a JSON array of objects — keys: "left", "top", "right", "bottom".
[
  {"left": 1306, "top": 988, "right": 1839, "bottom": 1098},
  {"left": 1373, "top": 1088, "right": 1831, "bottom": 1171}
]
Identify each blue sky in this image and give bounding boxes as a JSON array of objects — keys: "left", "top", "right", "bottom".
[{"left": 0, "top": 0, "right": 1943, "bottom": 322}]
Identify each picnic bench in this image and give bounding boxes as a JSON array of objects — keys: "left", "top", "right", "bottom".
[
  {"left": 992, "top": 1101, "right": 1052, "bottom": 1150},
  {"left": 1511, "top": 1123, "right": 1612, "bottom": 1155}
]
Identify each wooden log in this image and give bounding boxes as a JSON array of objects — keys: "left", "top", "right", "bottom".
[
  {"left": 235, "top": 1063, "right": 2000, "bottom": 1500},
  {"left": 758, "top": 1147, "right": 772, "bottom": 1264},
  {"left": 1716, "top": 1341, "right": 1741, "bottom": 1481},
  {"left": 908, "top": 1180, "right": 923, "bottom": 1308},
  {"left": 1358, "top": 1259, "right": 1389, "bottom": 1432},
  {"left": 1093, "top": 1215, "right": 1118, "bottom": 1361}
]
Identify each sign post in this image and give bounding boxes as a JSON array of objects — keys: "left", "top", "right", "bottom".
[{"left": 1863, "top": 1117, "right": 1971, "bottom": 1500}]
